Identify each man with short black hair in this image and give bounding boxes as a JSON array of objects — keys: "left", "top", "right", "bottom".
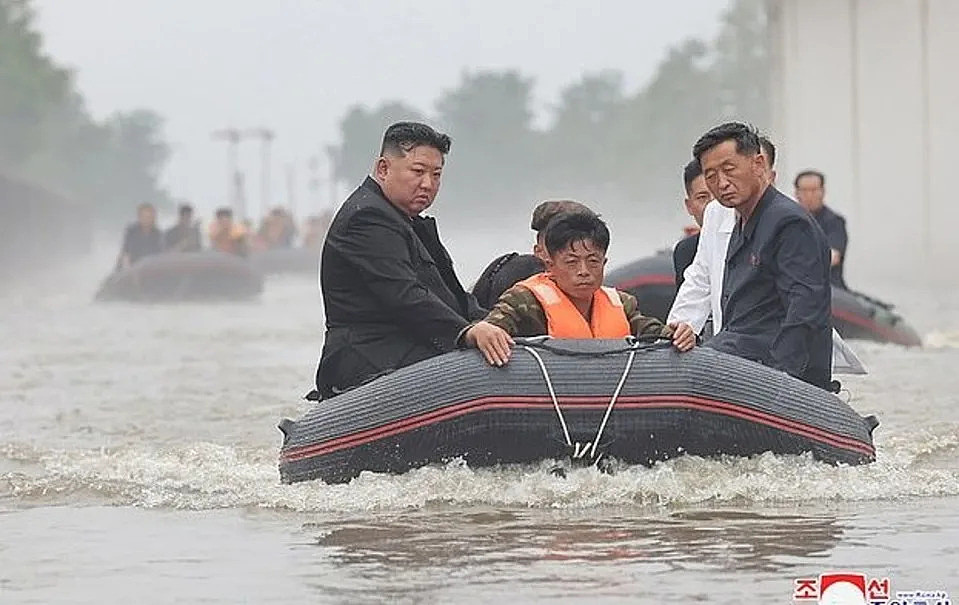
[
  {"left": 116, "top": 203, "right": 162, "bottom": 270},
  {"left": 164, "top": 203, "right": 201, "bottom": 252},
  {"left": 315, "top": 121, "right": 485, "bottom": 398},
  {"left": 672, "top": 160, "right": 712, "bottom": 287},
  {"left": 692, "top": 122, "right": 832, "bottom": 390},
  {"left": 795, "top": 170, "right": 849, "bottom": 289},
  {"left": 472, "top": 200, "right": 594, "bottom": 308}
]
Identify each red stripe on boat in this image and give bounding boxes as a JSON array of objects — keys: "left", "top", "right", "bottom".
[{"left": 280, "top": 394, "right": 875, "bottom": 463}]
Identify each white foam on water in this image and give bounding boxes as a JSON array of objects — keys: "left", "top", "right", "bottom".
[{"left": 3, "top": 422, "right": 958, "bottom": 513}]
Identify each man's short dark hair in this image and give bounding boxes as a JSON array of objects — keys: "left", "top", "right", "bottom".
[
  {"left": 178, "top": 204, "right": 194, "bottom": 217},
  {"left": 380, "top": 121, "right": 451, "bottom": 157},
  {"left": 683, "top": 160, "right": 702, "bottom": 193},
  {"left": 543, "top": 211, "right": 610, "bottom": 256},
  {"left": 215, "top": 207, "right": 233, "bottom": 219},
  {"left": 530, "top": 200, "right": 593, "bottom": 232},
  {"left": 759, "top": 135, "right": 776, "bottom": 168},
  {"left": 794, "top": 170, "right": 825, "bottom": 188},
  {"left": 692, "top": 122, "right": 761, "bottom": 164}
]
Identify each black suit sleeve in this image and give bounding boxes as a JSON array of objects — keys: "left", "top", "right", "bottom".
[
  {"left": 672, "top": 236, "right": 697, "bottom": 287},
  {"left": 770, "top": 220, "right": 831, "bottom": 379},
  {"left": 825, "top": 215, "right": 848, "bottom": 257},
  {"left": 330, "top": 208, "right": 470, "bottom": 351}
]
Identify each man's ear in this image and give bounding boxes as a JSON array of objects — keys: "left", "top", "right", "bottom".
[{"left": 374, "top": 156, "right": 389, "bottom": 179}]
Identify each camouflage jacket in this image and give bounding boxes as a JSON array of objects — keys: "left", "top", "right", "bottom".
[{"left": 460, "top": 283, "right": 673, "bottom": 342}]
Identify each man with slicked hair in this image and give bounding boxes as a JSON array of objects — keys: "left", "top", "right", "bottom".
[
  {"left": 691, "top": 122, "right": 833, "bottom": 390},
  {"left": 313, "top": 121, "right": 486, "bottom": 399}
]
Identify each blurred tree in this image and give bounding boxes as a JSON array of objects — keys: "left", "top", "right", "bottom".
[
  {"left": 433, "top": 70, "right": 537, "bottom": 213},
  {"left": 330, "top": 101, "right": 425, "bottom": 186},
  {"left": 326, "top": 0, "right": 770, "bottom": 220},
  {"left": 0, "top": 0, "right": 172, "bottom": 221}
]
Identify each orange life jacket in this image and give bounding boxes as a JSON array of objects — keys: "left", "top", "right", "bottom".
[{"left": 518, "top": 273, "right": 631, "bottom": 339}]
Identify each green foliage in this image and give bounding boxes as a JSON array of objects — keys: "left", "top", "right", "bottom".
[
  {"left": 328, "top": 0, "right": 769, "bottom": 221},
  {"left": 0, "top": 0, "right": 170, "bottom": 220}
]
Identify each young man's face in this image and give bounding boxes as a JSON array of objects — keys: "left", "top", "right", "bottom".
[
  {"left": 544, "top": 239, "right": 607, "bottom": 303},
  {"left": 684, "top": 174, "right": 712, "bottom": 227}
]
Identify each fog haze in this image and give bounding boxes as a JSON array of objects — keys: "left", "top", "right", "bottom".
[{"left": 33, "top": 0, "right": 726, "bottom": 215}]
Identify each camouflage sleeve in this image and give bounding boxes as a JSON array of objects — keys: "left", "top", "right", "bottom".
[
  {"left": 620, "top": 291, "right": 673, "bottom": 340},
  {"left": 482, "top": 285, "right": 549, "bottom": 337}
]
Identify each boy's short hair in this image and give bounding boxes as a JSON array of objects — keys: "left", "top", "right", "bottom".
[{"left": 543, "top": 211, "right": 610, "bottom": 256}]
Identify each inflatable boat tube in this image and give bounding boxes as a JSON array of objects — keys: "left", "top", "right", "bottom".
[
  {"left": 606, "top": 251, "right": 922, "bottom": 347},
  {"left": 95, "top": 251, "right": 264, "bottom": 302},
  {"left": 250, "top": 247, "right": 320, "bottom": 276},
  {"left": 278, "top": 338, "right": 878, "bottom": 485}
]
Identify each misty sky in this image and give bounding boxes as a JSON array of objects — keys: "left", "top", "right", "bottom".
[{"left": 34, "top": 0, "right": 727, "bottom": 219}]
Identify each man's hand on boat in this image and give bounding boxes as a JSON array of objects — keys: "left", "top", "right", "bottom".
[
  {"left": 464, "top": 321, "right": 515, "bottom": 366},
  {"left": 464, "top": 320, "right": 697, "bottom": 366},
  {"left": 668, "top": 321, "right": 697, "bottom": 352}
]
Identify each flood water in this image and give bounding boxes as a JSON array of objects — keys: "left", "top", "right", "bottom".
[{"left": 1, "top": 231, "right": 957, "bottom": 604}]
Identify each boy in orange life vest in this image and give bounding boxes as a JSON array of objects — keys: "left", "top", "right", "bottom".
[{"left": 462, "top": 212, "right": 697, "bottom": 366}]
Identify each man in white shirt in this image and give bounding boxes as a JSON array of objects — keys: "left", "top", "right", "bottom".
[{"left": 668, "top": 136, "right": 866, "bottom": 376}]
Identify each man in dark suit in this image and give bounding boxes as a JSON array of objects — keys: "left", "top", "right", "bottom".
[
  {"left": 314, "top": 122, "right": 486, "bottom": 399},
  {"left": 795, "top": 170, "right": 849, "bottom": 289},
  {"left": 693, "top": 122, "right": 833, "bottom": 390}
]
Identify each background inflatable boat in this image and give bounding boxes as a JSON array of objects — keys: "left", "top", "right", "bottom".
[
  {"left": 249, "top": 248, "right": 320, "bottom": 276},
  {"left": 95, "top": 251, "right": 264, "bottom": 303},
  {"left": 606, "top": 251, "right": 922, "bottom": 347},
  {"left": 278, "top": 339, "right": 878, "bottom": 485}
]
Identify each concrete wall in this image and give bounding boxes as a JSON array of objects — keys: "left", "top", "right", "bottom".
[{"left": 767, "top": 0, "right": 958, "bottom": 284}]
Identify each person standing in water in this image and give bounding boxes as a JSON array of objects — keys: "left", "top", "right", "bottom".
[{"left": 794, "top": 170, "right": 849, "bottom": 289}]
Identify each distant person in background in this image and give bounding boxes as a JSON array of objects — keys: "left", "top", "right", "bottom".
[
  {"left": 472, "top": 200, "right": 595, "bottom": 309},
  {"left": 163, "top": 204, "right": 201, "bottom": 253},
  {"left": 302, "top": 211, "right": 331, "bottom": 250},
  {"left": 795, "top": 170, "right": 848, "bottom": 289},
  {"left": 209, "top": 208, "right": 249, "bottom": 256},
  {"left": 259, "top": 207, "right": 297, "bottom": 250},
  {"left": 672, "top": 160, "right": 712, "bottom": 287},
  {"left": 116, "top": 203, "right": 162, "bottom": 270}
]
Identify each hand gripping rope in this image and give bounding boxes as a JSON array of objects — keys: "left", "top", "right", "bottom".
[{"left": 520, "top": 344, "right": 638, "bottom": 462}]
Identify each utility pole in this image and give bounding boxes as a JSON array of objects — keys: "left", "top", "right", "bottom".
[
  {"left": 308, "top": 156, "right": 321, "bottom": 216},
  {"left": 245, "top": 128, "right": 275, "bottom": 219},
  {"left": 324, "top": 145, "right": 338, "bottom": 210},
  {"left": 211, "top": 128, "right": 242, "bottom": 218},
  {"left": 285, "top": 162, "right": 297, "bottom": 219}
]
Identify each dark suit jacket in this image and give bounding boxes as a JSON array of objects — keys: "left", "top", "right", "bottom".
[
  {"left": 672, "top": 233, "right": 699, "bottom": 288},
  {"left": 316, "top": 177, "right": 486, "bottom": 397},
  {"left": 708, "top": 186, "right": 833, "bottom": 389},
  {"left": 471, "top": 252, "right": 545, "bottom": 309}
]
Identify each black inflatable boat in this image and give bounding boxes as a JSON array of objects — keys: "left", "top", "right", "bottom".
[
  {"left": 278, "top": 339, "right": 877, "bottom": 485},
  {"left": 606, "top": 251, "right": 922, "bottom": 347},
  {"left": 95, "top": 251, "right": 264, "bottom": 302}
]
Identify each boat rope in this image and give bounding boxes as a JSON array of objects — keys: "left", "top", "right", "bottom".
[
  {"left": 522, "top": 345, "right": 572, "bottom": 448},
  {"left": 521, "top": 344, "right": 638, "bottom": 462}
]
